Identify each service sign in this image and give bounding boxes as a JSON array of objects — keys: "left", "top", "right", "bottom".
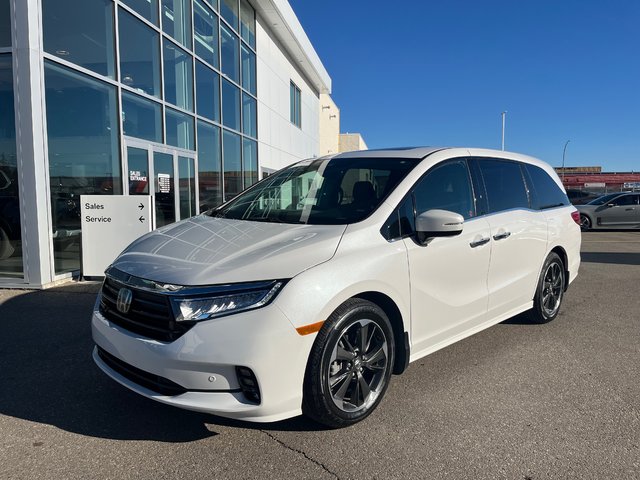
[{"left": 81, "top": 195, "right": 153, "bottom": 277}]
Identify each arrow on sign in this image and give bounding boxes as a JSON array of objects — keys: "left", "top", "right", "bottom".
[
  {"left": 138, "top": 203, "right": 144, "bottom": 210},
  {"left": 139, "top": 216, "right": 145, "bottom": 223}
]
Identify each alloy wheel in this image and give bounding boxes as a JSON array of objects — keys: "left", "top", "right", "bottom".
[{"left": 542, "top": 261, "right": 564, "bottom": 317}]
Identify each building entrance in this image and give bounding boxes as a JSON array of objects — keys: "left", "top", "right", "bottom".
[{"left": 124, "top": 138, "right": 198, "bottom": 228}]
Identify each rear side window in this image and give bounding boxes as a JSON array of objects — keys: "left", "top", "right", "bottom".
[
  {"left": 524, "top": 164, "right": 570, "bottom": 209},
  {"left": 478, "top": 159, "right": 529, "bottom": 213},
  {"left": 610, "top": 194, "right": 639, "bottom": 206}
]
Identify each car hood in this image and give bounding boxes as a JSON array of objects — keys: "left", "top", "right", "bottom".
[{"left": 111, "top": 215, "right": 347, "bottom": 285}]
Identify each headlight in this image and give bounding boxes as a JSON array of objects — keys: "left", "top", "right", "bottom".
[{"left": 171, "top": 281, "right": 285, "bottom": 322}]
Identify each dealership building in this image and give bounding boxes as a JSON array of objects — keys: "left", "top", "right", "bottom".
[{"left": 0, "top": 0, "right": 332, "bottom": 288}]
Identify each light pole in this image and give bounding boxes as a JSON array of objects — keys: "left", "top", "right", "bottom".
[
  {"left": 501, "top": 111, "right": 507, "bottom": 151},
  {"left": 561, "top": 140, "right": 570, "bottom": 182}
]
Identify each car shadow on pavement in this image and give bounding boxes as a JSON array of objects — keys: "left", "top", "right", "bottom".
[
  {"left": 581, "top": 251, "right": 640, "bottom": 266},
  {"left": 0, "top": 285, "right": 322, "bottom": 443}
]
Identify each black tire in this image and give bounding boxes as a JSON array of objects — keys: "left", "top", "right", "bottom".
[
  {"left": 580, "top": 214, "right": 591, "bottom": 230},
  {"left": 528, "top": 252, "right": 565, "bottom": 324},
  {"left": 303, "top": 298, "right": 395, "bottom": 428}
]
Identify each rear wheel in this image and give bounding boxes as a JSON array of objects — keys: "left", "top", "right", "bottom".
[
  {"left": 303, "top": 298, "right": 394, "bottom": 428},
  {"left": 528, "top": 252, "right": 565, "bottom": 324},
  {"left": 579, "top": 214, "right": 591, "bottom": 230}
]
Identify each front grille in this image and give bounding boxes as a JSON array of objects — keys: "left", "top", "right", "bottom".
[
  {"left": 99, "top": 276, "right": 194, "bottom": 342},
  {"left": 97, "top": 347, "right": 187, "bottom": 396}
]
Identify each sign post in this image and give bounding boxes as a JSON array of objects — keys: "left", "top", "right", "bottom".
[{"left": 81, "top": 195, "right": 153, "bottom": 277}]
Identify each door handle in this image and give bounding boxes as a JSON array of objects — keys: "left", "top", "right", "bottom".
[
  {"left": 493, "top": 231, "right": 511, "bottom": 241},
  {"left": 625, "top": 208, "right": 635, "bottom": 211},
  {"left": 470, "top": 236, "right": 490, "bottom": 248}
]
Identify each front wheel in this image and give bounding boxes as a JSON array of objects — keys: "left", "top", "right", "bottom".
[
  {"left": 580, "top": 214, "right": 591, "bottom": 230},
  {"left": 528, "top": 252, "right": 565, "bottom": 324},
  {"left": 303, "top": 298, "right": 395, "bottom": 428}
]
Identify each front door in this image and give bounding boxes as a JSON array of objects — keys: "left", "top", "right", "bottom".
[{"left": 124, "top": 138, "right": 198, "bottom": 228}]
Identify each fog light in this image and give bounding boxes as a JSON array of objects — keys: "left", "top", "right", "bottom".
[{"left": 236, "top": 366, "right": 261, "bottom": 404}]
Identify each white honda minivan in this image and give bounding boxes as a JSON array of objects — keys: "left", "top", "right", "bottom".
[{"left": 92, "top": 147, "right": 581, "bottom": 427}]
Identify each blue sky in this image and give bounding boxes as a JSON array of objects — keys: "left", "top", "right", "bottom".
[{"left": 289, "top": 0, "right": 640, "bottom": 171}]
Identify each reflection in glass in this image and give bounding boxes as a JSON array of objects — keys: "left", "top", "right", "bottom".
[
  {"left": 240, "top": 0, "right": 255, "bottom": 48},
  {"left": 163, "top": 39, "right": 193, "bottom": 111},
  {"left": 194, "top": 0, "right": 219, "bottom": 68},
  {"left": 243, "top": 138, "right": 258, "bottom": 189},
  {"left": 179, "top": 156, "right": 196, "bottom": 218},
  {"left": 220, "top": 24, "right": 239, "bottom": 83},
  {"left": 197, "top": 121, "right": 222, "bottom": 210},
  {"left": 220, "top": 0, "right": 239, "bottom": 30},
  {"left": 44, "top": 61, "right": 121, "bottom": 274},
  {"left": 122, "top": 91, "right": 162, "bottom": 142},
  {"left": 0, "top": 55, "right": 23, "bottom": 278},
  {"left": 242, "top": 93, "right": 256, "bottom": 138},
  {"left": 43, "top": 0, "right": 115, "bottom": 78},
  {"left": 222, "top": 79, "right": 240, "bottom": 131},
  {"left": 127, "top": 147, "right": 150, "bottom": 195},
  {"left": 166, "top": 108, "right": 195, "bottom": 150},
  {"left": 241, "top": 44, "right": 256, "bottom": 95},
  {"left": 121, "top": 0, "right": 158, "bottom": 25},
  {"left": 154, "top": 152, "right": 175, "bottom": 227},
  {"left": 119, "top": 9, "right": 161, "bottom": 97},
  {"left": 196, "top": 61, "right": 220, "bottom": 122},
  {"left": 162, "top": 0, "right": 191, "bottom": 48},
  {"left": 0, "top": 0, "right": 12, "bottom": 48},
  {"left": 223, "top": 130, "right": 242, "bottom": 200}
]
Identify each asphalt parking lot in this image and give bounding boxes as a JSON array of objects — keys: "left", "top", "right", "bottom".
[{"left": 1, "top": 231, "right": 639, "bottom": 479}]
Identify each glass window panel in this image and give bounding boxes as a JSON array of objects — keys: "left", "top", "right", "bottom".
[
  {"left": 178, "top": 156, "right": 196, "bottom": 218},
  {"left": 0, "top": 54, "right": 23, "bottom": 278},
  {"left": 121, "top": 0, "right": 159, "bottom": 25},
  {"left": 221, "top": 78, "right": 240, "bottom": 131},
  {"left": 0, "top": 0, "right": 11, "bottom": 48},
  {"left": 161, "top": 0, "right": 191, "bottom": 48},
  {"left": 122, "top": 91, "right": 162, "bottom": 142},
  {"left": 194, "top": 0, "right": 219, "bottom": 68},
  {"left": 220, "top": 24, "right": 240, "bottom": 83},
  {"left": 127, "top": 147, "right": 150, "bottom": 195},
  {"left": 242, "top": 138, "right": 257, "bottom": 189},
  {"left": 43, "top": 0, "right": 115, "bottom": 78},
  {"left": 119, "top": 9, "right": 161, "bottom": 98},
  {"left": 166, "top": 107, "right": 194, "bottom": 150},
  {"left": 196, "top": 60, "right": 220, "bottom": 122},
  {"left": 240, "top": 0, "right": 255, "bottom": 48},
  {"left": 220, "top": 0, "right": 239, "bottom": 30},
  {"left": 204, "top": 0, "right": 218, "bottom": 11},
  {"left": 479, "top": 159, "right": 529, "bottom": 213},
  {"left": 154, "top": 152, "right": 175, "bottom": 226},
  {"left": 290, "top": 81, "right": 301, "bottom": 127},
  {"left": 241, "top": 44, "right": 256, "bottom": 95},
  {"left": 197, "top": 121, "right": 222, "bottom": 209},
  {"left": 163, "top": 39, "right": 193, "bottom": 111},
  {"left": 44, "top": 61, "right": 121, "bottom": 274},
  {"left": 223, "top": 130, "right": 242, "bottom": 199},
  {"left": 413, "top": 160, "right": 475, "bottom": 220},
  {"left": 242, "top": 93, "right": 256, "bottom": 138}
]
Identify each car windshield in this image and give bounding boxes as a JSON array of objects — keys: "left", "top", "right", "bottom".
[
  {"left": 210, "top": 156, "right": 420, "bottom": 225},
  {"left": 587, "top": 193, "right": 622, "bottom": 205}
]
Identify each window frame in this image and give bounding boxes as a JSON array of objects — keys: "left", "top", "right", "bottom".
[{"left": 290, "top": 81, "right": 301, "bottom": 128}]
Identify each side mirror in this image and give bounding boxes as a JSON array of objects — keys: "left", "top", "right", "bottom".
[
  {"left": 606, "top": 203, "right": 616, "bottom": 208},
  {"left": 415, "top": 209, "right": 464, "bottom": 245}
]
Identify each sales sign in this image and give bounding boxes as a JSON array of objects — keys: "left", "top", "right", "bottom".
[{"left": 81, "top": 195, "right": 153, "bottom": 277}]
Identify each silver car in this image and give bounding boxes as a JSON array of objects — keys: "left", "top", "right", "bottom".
[{"left": 576, "top": 192, "right": 640, "bottom": 230}]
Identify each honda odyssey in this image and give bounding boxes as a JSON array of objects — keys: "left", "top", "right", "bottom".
[{"left": 92, "top": 147, "right": 581, "bottom": 427}]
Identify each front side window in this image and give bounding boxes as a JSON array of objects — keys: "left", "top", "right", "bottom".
[
  {"left": 212, "top": 157, "right": 419, "bottom": 225},
  {"left": 587, "top": 193, "right": 622, "bottom": 205},
  {"left": 413, "top": 160, "right": 475, "bottom": 220},
  {"left": 290, "top": 82, "right": 301, "bottom": 128},
  {"left": 478, "top": 159, "right": 529, "bottom": 213}
]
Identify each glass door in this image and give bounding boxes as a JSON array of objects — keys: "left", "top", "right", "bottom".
[{"left": 124, "top": 138, "right": 197, "bottom": 229}]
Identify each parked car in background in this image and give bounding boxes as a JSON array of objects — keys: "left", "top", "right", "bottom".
[
  {"left": 566, "top": 189, "right": 601, "bottom": 205},
  {"left": 576, "top": 192, "right": 640, "bottom": 230},
  {"left": 92, "top": 147, "right": 581, "bottom": 428}
]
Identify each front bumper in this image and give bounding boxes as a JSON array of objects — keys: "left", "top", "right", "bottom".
[{"left": 91, "top": 298, "right": 316, "bottom": 423}]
